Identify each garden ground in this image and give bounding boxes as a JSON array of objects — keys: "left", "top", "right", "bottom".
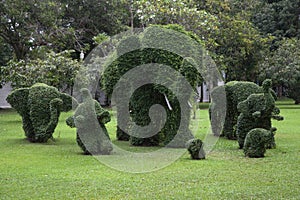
[{"left": 0, "top": 100, "right": 299, "bottom": 199}]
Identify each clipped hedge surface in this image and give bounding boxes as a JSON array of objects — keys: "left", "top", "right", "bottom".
[
  {"left": 7, "top": 83, "right": 73, "bottom": 142},
  {"left": 223, "top": 81, "right": 262, "bottom": 139},
  {"left": 102, "top": 24, "right": 201, "bottom": 147},
  {"left": 243, "top": 128, "right": 275, "bottom": 158},
  {"left": 236, "top": 79, "right": 283, "bottom": 149}
]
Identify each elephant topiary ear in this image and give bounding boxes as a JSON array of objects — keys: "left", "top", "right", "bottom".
[
  {"left": 60, "top": 93, "right": 77, "bottom": 112},
  {"left": 237, "top": 100, "right": 247, "bottom": 113},
  {"left": 6, "top": 88, "right": 30, "bottom": 115}
]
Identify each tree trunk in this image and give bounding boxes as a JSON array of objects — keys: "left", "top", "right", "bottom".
[
  {"left": 200, "top": 84, "right": 203, "bottom": 103},
  {"left": 12, "top": 42, "right": 27, "bottom": 60}
]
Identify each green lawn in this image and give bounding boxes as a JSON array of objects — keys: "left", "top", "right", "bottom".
[{"left": 0, "top": 101, "right": 299, "bottom": 199}]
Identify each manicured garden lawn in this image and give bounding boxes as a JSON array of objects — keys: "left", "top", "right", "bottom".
[{"left": 0, "top": 101, "right": 299, "bottom": 199}]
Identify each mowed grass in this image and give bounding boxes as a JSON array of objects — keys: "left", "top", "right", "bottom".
[{"left": 0, "top": 101, "right": 299, "bottom": 199}]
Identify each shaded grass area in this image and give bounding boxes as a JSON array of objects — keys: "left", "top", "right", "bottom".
[{"left": 0, "top": 101, "right": 299, "bottom": 199}]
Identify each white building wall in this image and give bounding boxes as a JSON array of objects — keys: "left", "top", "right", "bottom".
[
  {"left": 199, "top": 79, "right": 224, "bottom": 103},
  {"left": 0, "top": 83, "right": 12, "bottom": 108}
]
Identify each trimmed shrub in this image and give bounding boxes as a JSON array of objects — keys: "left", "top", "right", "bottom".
[
  {"left": 6, "top": 83, "right": 73, "bottom": 142},
  {"left": 185, "top": 138, "right": 206, "bottom": 160},
  {"left": 210, "top": 80, "right": 278, "bottom": 139},
  {"left": 102, "top": 24, "right": 201, "bottom": 147},
  {"left": 243, "top": 128, "right": 275, "bottom": 158},
  {"left": 128, "top": 84, "right": 163, "bottom": 146},
  {"left": 66, "top": 88, "right": 112, "bottom": 155},
  {"left": 102, "top": 35, "right": 142, "bottom": 143},
  {"left": 236, "top": 79, "right": 283, "bottom": 149},
  {"left": 223, "top": 81, "right": 262, "bottom": 139}
]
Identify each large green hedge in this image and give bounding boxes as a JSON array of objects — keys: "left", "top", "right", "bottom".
[
  {"left": 236, "top": 79, "right": 284, "bottom": 149},
  {"left": 210, "top": 81, "right": 262, "bottom": 139},
  {"left": 6, "top": 83, "right": 73, "bottom": 142},
  {"left": 210, "top": 79, "right": 280, "bottom": 139},
  {"left": 102, "top": 24, "right": 201, "bottom": 147}
]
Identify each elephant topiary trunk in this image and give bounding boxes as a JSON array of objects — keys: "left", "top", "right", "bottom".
[{"left": 6, "top": 83, "right": 73, "bottom": 143}]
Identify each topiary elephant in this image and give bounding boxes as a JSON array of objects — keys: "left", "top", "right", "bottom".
[
  {"left": 6, "top": 83, "right": 74, "bottom": 143},
  {"left": 66, "top": 88, "right": 113, "bottom": 155},
  {"left": 209, "top": 80, "right": 277, "bottom": 139},
  {"left": 236, "top": 79, "right": 284, "bottom": 149},
  {"left": 243, "top": 128, "right": 276, "bottom": 158}
]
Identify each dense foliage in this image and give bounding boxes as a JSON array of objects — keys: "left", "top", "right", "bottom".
[
  {"left": 259, "top": 38, "right": 300, "bottom": 104},
  {"left": 1, "top": 0, "right": 299, "bottom": 102},
  {"left": 185, "top": 138, "right": 206, "bottom": 160},
  {"left": 102, "top": 25, "right": 201, "bottom": 147},
  {"left": 6, "top": 83, "right": 73, "bottom": 142},
  {"left": 0, "top": 50, "right": 82, "bottom": 91},
  {"left": 210, "top": 81, "right": 263, "bottom": 139},
  {"left": 0, "top": 0, "right": 74, "bottom": 60},
  {"left": 0, "top": 0, "right": 130, "bottom": 60},
  {"left": 252, "top": 0, "right": 300, "bottom": 39},
  {"left": 66, "top": 88, "right": 112, "bottom": 155},
  {"left": 236, "top": 79, "right": 283, "bottom": 149},
  {"left": 243, "top": 128, "right": 276, "bottom": 158}
]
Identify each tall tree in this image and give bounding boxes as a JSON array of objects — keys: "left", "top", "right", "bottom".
[
  {"left": 252, "top": 0, "right": 300, "bottom": 39},
  {"left": 0, "top": 37, "right": 12, "bottom": 66},
  {"left": 215, "top": 14, "right": 270, "bottom": 81},
  {"left": 259, "top": 38, "right": 300, "bottom": 104},
  {"left": 0, "top": 0, "right": 75, "bottom": 60},
  {"left": 0, "top": 50, "right": 81, "bottom": 92},
  {"left": 133, "top": 0, "right": 220, "bottom": 50},
  {"left": 0, "top": 37, "right": 12, "bottom": 88},
  {"left": 134, "top": 0, "right": 270, "bottom": 82},
  {"left": 199, "top": 0, "right": 270, "bottom": 81},
  {"left": 61, "top": 0, "right": 131, "bottom": 53}
]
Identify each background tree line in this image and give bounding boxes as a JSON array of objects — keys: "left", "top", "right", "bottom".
[{"left": 0, "top": 0, "right": 299, "bottom": 103}]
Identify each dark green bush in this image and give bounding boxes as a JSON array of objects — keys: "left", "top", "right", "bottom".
[
  {"left": 236, "top": 79, "right": 283, "bottom": 149},
  {"left": 210, "top": 80, "right": 279, "bottom": 139},
  {"left": 128, "top": 84, "right": 163, "bottom": 146},
  {"left": 102, "top": 35, "right": 143, "bottom": 143},
  {"left": 66, "top": 88, "right": 112, "bottom": 155},
  {"left": 185, "top": 138, "right": 205, "bottom": 160},
  {"left": 223, "top": 81, "right": 262, "bottom": 139},
  {"left": 243, "top": 128, "right": 275, "bottom": 158},
  {"left": 102, "top": 24, "right": 201, "bottom": 147},
  {"left": 6, "top": 83, "right": 73, "bottom": 142},
  {"left": 116, "top": 126, "right": 130, "bottom": 141}
]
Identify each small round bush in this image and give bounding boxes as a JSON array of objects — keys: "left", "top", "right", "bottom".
[
  {"left": 243, "top": 128, "right": 275, "bottom": 158},
  {"left": 186, "top": 138, "right": 205, "bottom": 160}
]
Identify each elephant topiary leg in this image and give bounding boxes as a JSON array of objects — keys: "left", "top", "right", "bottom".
[
  {"left": 34, "top": 98, "right": 63, "bottom": 142},
  {"left": 22, "top": 114, "right": 35, "bottom": 141},
  {"left": 236, "top": 115, "right": 255, "bottom": 149},
  {"left": 45, "top": 98, "right": 63, "bottom": 138}
]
